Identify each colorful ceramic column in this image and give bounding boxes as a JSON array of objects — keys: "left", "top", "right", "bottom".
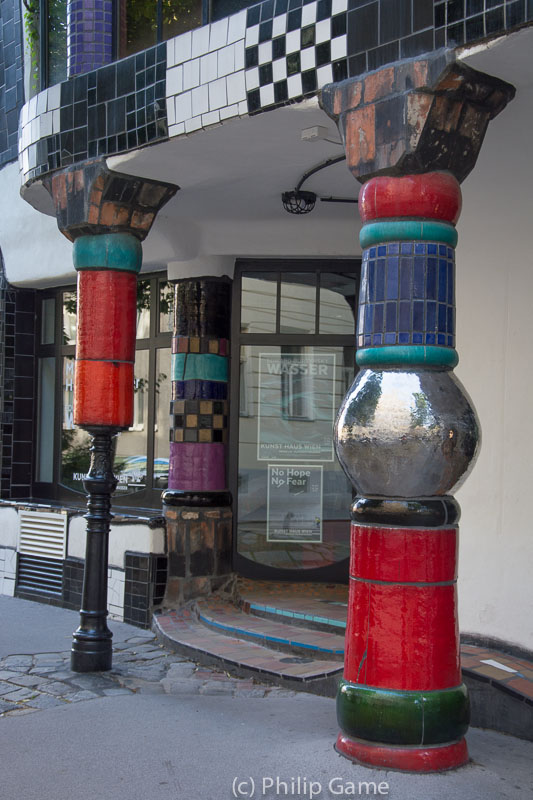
[
  {"left": 167, "top": 278, "right": 231, "bottom": 499},
  {"left": 335, "top": 170, "right": 477, "bottom": 771},
  {"left": 69, "top": 232, "right": 140, "bottom": 671},
  {"left": 45, "top": 161, "right": 177, "bottom": 672},
  {"left": 320, "top": 54, "right": 515, "bottom": 771}
]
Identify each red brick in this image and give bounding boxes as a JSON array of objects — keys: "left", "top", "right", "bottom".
[
  {"left": 413, "top": 60, "right": 429, "bottom": 88},
  {"left": 364, "top": 67, "right": 394, "bottom": 104},
  {"left": 345, "top": 105, "right": 376, "bottom": 170}
]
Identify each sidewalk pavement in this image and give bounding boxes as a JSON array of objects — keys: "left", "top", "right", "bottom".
[{"left": 1, "top": 596, "right": 532, "bottom": 800}]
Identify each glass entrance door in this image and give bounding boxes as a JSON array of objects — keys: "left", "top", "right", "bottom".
[{"left": 232, "top": 263, "right": 360, "bottom": 582}]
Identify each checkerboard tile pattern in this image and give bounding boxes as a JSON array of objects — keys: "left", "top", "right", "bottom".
[
  {"left": 244, "top": 0, "right": 348, "bottom": 113},
  {"left": 170, "top": 399, "right": 229, "bottom": 443},
  {"left": 172, "top": 336, "right": 230, "bottom": 355}
]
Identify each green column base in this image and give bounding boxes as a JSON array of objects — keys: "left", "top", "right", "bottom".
[{"left": 337, "top": 680, "right": 470, "bottom": 746}]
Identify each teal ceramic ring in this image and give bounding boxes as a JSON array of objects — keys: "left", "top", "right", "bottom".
[
  {"left": 73, "top": 233, "right": 143, "bottom": 273},
  {"left": 360, "top": 220, "right": 458, "bottom": 249},
  {"left": 356, "top": 345, "right": 459, "bottom": 368}
]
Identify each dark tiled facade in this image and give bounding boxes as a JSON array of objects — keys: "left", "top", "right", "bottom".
[
  {"left": 27, "top": 43, "right": 169, "bottom": 183},
  {"left": 244, "top": 0, "right": 533, "bottom": 114},
  {"left": 0, "top": 0, "right": 24, "bottom": 166},
  {"left": 124, "top": 552, "right": 168, "bottom": 628},
  {"left": 62, "top": 556, "right": 85, "bottom": 610},
  {"left": 0, "top": 259, "right": 35, "bottom": 501}
]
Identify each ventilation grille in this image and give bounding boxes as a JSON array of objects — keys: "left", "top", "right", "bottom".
[
  {"left": 17, "top": 555, "right": 63, "bottom": 597},
  {"left": 18, "top": 511, "right": 67, "bottom": 559}
]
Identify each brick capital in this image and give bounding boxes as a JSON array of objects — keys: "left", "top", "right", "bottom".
[
  {"left": 44, "top": 159, "right": 178, "bottom": 241},
  {"left": 320, "top": 52, "right": 515, "bottom": 184}
]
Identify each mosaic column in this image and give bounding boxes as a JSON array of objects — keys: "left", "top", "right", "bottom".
[
  {"left": 46, "top": 161, "right": 177, "bottom": 671},
  {"left": 67, "top": 0, "right": 114, "bottom": 78},
  {"left": 321, "top": 55, "right": 515, "bottom": 771},
  {"left": 162, "top": 278, "right": 232, "bottom": 605},
  {"left": 167, "top": 279, "right": 231, "bottom": 498}
]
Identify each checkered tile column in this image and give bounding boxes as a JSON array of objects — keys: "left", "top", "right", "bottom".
[{"left": 166, "top": 278, "right": 231, "bottom": 500}]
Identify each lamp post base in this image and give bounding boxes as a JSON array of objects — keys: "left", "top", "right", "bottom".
[{"left": 71, "top": 629, "right": 113, "bottom": 672}]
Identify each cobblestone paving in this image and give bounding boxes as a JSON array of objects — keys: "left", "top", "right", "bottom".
[{"left": 0, "top": 630, "right": 296, "bottom": 717}]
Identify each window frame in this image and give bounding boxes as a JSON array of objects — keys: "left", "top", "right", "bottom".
[{"left": 33, "top": 272, "right": 173, "bottom": 510}]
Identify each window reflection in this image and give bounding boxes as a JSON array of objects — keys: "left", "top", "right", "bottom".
[
  {"left": 159, "top": 280, "right": 174, "bottom": 334},
  {"left": 136, "top": 279, "right": 151, "bottom": 338},
  {"left": 48, "top": 0, "right": 68, "bottom": 86},
  {"left": 62, "top": 292, "right": 77, "bottom": 345},
  {"left": 241, "top": 273, "right": 277, "bottom": 333},
  {"left": 237, "top": 345, "right": 354, "bottom": 571},
  {"left": 61, "top": 356, "right": 91, "bottom": 492},
  {"left": 154, "top": 348, "right": 171, "bottom": 488},
  {"left": 319, "top": 273, "right": 357, "bottom": 335},
  {"left": 114, "top": 349, "right": 149, "bottom": 494},
  {"left": 280, "top": 273, "right": 316, "bottom": 334}
]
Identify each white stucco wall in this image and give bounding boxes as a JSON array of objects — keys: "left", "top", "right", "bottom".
[
  {"left": 454, "top": 78, "right": 533, "bottom": 651},
  {"left": 0, "top": 162, "right": 74, "bottom": 286},
  {"left": 67, "top": 515, "right": 165, "bottom": 568}
]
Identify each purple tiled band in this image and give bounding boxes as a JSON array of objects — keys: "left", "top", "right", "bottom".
[{"left": 169, "top": 442, "right": 226, "bottom": 492}]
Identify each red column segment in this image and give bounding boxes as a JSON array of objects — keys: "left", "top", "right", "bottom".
[
  {"left": 344, "top": 524, "right": 461, "bottom": 692},
  {"left": 74, "top": 270, "right": 137, "bottom": 429}
]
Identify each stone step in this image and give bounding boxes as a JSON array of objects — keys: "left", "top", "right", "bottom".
[
  {"left": 153, "top": 608, "right": 343, "bottom": 697},
  {"left": 237, "top": 578, "right": 348, "bottom": 634},
  {"left": 196, "top": 598, "right": 345, "bottom": 660}
]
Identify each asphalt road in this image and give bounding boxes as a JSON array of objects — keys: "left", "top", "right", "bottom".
[{"left": 1, "top": 596, "right": 532, "bottom": 800}]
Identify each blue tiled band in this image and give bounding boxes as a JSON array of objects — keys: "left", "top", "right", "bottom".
[
  {"left": 172, "top": 380, "right": 228, "bottom": 400},
  {"left": 357, "top": 241, "right": 455, "bottom": 349}
]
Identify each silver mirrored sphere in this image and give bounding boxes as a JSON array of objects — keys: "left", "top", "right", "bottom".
[{"left": 335, "top": 368, "right": 480, "bottom": 497}]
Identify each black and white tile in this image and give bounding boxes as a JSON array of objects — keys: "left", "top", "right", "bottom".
[{"left": 244, "top": 0, "right": 348, "bottom": 113}]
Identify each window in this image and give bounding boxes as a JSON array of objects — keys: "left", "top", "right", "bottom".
[
  {"left": 233, "top": 261, "right": 361, "bottom": 581},
  {"left": 37, "top": 0, "right": 68, "bottom": 89},
  {"left": 119, "top": 0, "right": 204, "bottom": 59},
  {"left": 34, "top": 274, "right": 173, "bottom": 509}
]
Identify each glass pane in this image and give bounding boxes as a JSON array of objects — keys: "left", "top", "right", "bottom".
[
  {"left": 114, "top": 349, "right": 149, "bottom": 495},
  {"left": 159, "top": 280, "right": 174, "bottom": 334},
  {"left": 237, "top": 345, "right": 355, "bottom": 571},
  {"left": 154, "top": 348, "right": 171, "bottom": 488},
  {"left": 62, "top": 292, "right": 77, "bottom": 345},
  {"left": 48, "top": 0, "right": 67, "bottom": 86},
  {"left": 136, "top": 280, "right": 151, "bottom": 338},
  {"left": 36, "top": 358, "right": 56, "bottom": 482},
  {"left": 61, "top": 356, "right": 91, "bottom": 492},
  {"left": 319, "top": 273, "right": 357, "bottom": 335},
  {"left": 162, "top": 0, "right": 202, "bottom": 39},
  {"left": 241, "top": 273, "right": 277, "bottom": 334},
  {"left": 280, "top": 273, "right": 316, "bottom": 334},
  {"left": 120, "top": 0, "right": 157, "bottom": 58},
  {"left": 41, "top": 298, "right": 56, "bottom": 345}
]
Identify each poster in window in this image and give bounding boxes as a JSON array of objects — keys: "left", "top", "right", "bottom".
[
  {"left": 267, "top": 464, "right": 323, "bottom": 542},
  {"left": 257, "top": 352, "right": 336, "bottom": 461}
]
